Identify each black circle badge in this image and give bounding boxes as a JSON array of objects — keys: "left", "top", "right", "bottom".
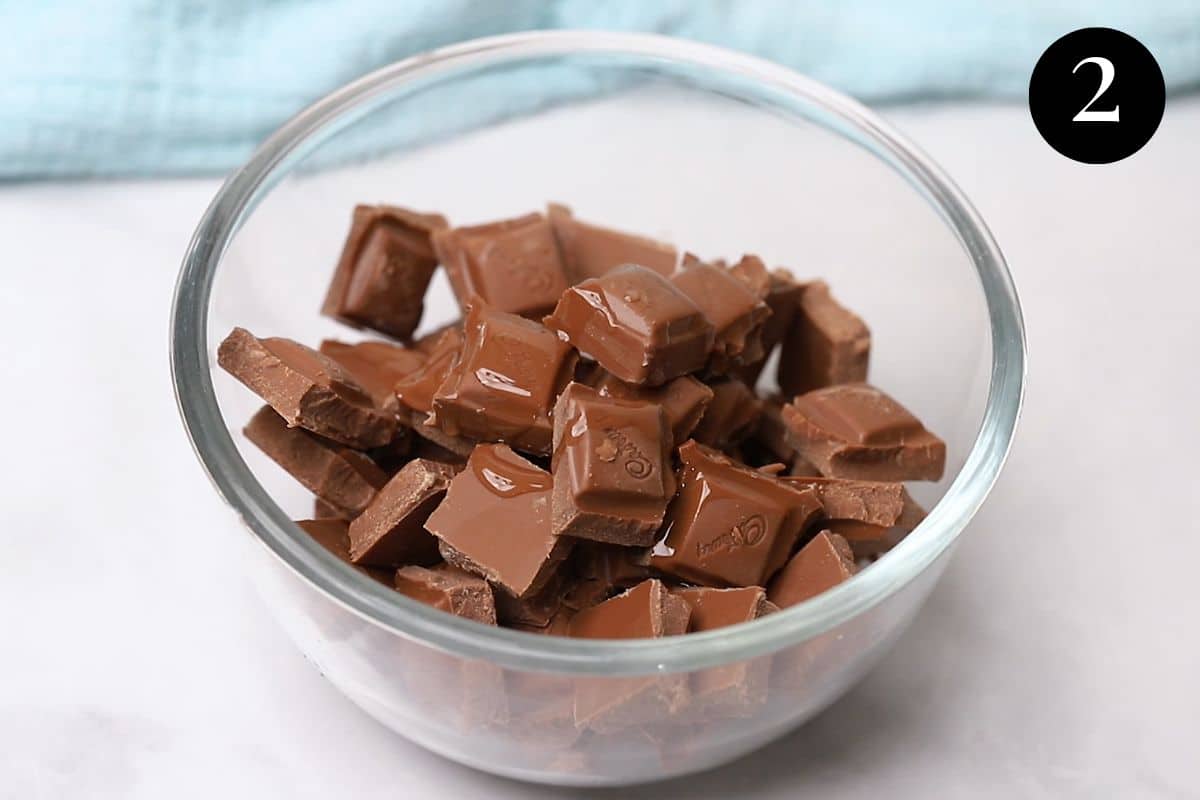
[{"left": 1029, "top": 28, "right": 1165, "bottom": 164}]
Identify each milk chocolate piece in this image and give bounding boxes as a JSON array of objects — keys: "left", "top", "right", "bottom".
[
  {"left": 494, "top": 572, "right": 568, "bottom": 629},
  {"left": 671, "top": 586, "right": 777, "bottom": 716},
  {"left": 648, "top": 441, "right": 823, "bottom": 587},
  {"left": 547, "top": 203, "right": 677, "bottom": 281},
  {"left": 394, "top": 564, "right": 497, "bottom": 625},
  {"left": 730, "top": 259, "right": 806, "bottom": 386},
  {"left": 510, "top": 606, "right": 575, "bottom": 636},
  {"left": 550, "top": 383, "right": 674, "bottom": 546},
  {"left": 429, "top": 301, "right": 577, "bottom": 455},
  {"left": 393, "top": 327, "right": 476, "bottom": 455},
  {"left": 767, "top": 530, "right": 857, "bottom": 607},
  {"left": 347, "top": 458, "right": 459, "bottom": 567},
  {"left": 295, "top": 519, "right": 393, "bottom": 585},
  {"left": 218, "top": 328, "right": 396, "bottom": 448},
  {"left": 562, "top": 541, "right": 653, "bottom": 611},
  {"left": 544, "top": 264, "right": 714, "bottom": 387},
  {"left": 782, "top": 384, "right": 946, "bottom": 481},
  {"left": 808, "top": 484, "right": 925, "bottom": 558},
  {"left": 319, "top": 339, "right": 425, "bottom": 413},
  {"left": 425, "top": 444, "right": 572, "bottom": 598},
  {"left": 691, "top": 378, "right": 762, "bottom": 450},
  {"left": 313, "top": 498, "right": 340, "bottom": 519},
  {"left": 672, "top": 255, "right": 770, "bottom": 372},
  {"left": 321, "top": 204, "right": 448, "bottom": 340},
  {"left": 593, "top": 372, "right": 713, "bottom": 446},
  {"left": 569, "top": 579, "right": 692, "bottom": 732},
  {"left": 778, "top": 280, "right": 870, "bottom": 396},
  {"left": 432, "top": 213, "right": 569, "bottom": 318},
  {"left": 244, "top": 406, "right": 387, "bottom": 518}
]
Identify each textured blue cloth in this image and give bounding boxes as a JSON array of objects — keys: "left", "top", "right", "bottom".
[{"left": 3, "top": 1, "right": 1199, "bottom": 179}]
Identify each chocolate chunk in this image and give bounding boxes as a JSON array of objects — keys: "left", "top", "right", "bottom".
[
  {"left": 547, "top": 203, "right": 677, "bottom": 281},
  {"left": 429, "top": 301, "right": 577, "bottom": 455},
  {"left": 544, "top": 264, "right": 714, "bottom": 387},
  {"left": 295, "top": 519, "right": 393, "bottom": 585},
  {"left": 393, "top": 326, "right": 477, "bottom": 455},
  {"left": 730, "top": 259, "right": 806, "bottom": 386},
  {"left": 561, "top": 541, "right": 653, "bottom": 611},
  {"left": 781, "top": 383, "right": 946, "bottom": 481},
  {"left": 312, "top": 498, "right": 340, "bottom": 519},
  {"left": 767, "top": 530, "right": 857, "bottom": 607},
  {"left": 410, "top": 436, "right": 470, "bottom": 465},
  {"left": 244, "top": 406, "right": 387, "bottom": 518},
  {"left": 671, "top": 586, "right": 777, "bottom": 716},
  {"left": 321, "top": 205, "right": 448, "bottom": 340},
  {"left": 782, "top": 479, "right": 925, "bottom": 558},
  {"left": 648, "top": 441, "right": 823, "bottom": 587},
  {"left": 550, "top": 383, "right": 674, "bottom": 546},
  {"left": 778, "top": 280, "right": 870, "bottom": 396},
  {"left": 218, "top": 327, "right": 395, "bottom": 448},
  {"left": 425, "top": 444, "right": 572, "bottom": 598},
  {"left": 593, "top": 372, "right": 713, "bottom": 446},
  {"left": 394, "top": 564, "right": 497, "bottom": 625},
  {"left": 569, "top": 579, "right": 691, "bottom": 732},
  {"left": 319, "top": 339, "right": 426, "bottom": 413},
  {"left": 432, "top": 213, "right": 570, "bottom": 318},
  {"left": 347, "top": 458, "right": 459, "bottom": 567},
  {"left": 494, "top": 572, "right": 569, "bottom": 629},
  {"left": 510, "top": 606, "right": 575, "bottom": 636},
  {"left": 672, "top": 255, "right": 770, "bottom": 372},
  {"left": 691, "top": 377, "right": 762, "bottom": 450}
]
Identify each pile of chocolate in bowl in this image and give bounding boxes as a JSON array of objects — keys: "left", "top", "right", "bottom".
[{"left": 218, "top": 203, "right": 946, "bottom": 700}]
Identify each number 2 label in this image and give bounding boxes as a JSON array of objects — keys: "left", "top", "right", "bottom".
[{"left": 1073, "top": 56, "right": 1120, "bottom": 122}]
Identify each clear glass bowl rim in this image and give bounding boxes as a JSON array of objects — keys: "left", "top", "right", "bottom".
[{"left": 171, "top": 30, "right": 1026, "bottom": 676}]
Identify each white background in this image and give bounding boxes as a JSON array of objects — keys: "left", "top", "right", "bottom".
[{"left": 1, "top": 98, "right": 1197, "bottom": 798}]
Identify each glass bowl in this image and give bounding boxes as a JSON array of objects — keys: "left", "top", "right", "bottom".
[{"left": 171, "top": 31, "right": 1025, "bottom": 786}]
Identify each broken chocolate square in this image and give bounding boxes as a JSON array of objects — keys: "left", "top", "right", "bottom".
[
  {"left": 592, "top": 371, "right": 713, "bottom": 446},
  {"left": 767, "top": 530, "right": 857, "bottom": 608},
  {"left": 781, "top": 383, "right": 946, "bottom": 481},
  {"left": 547, "top": 203, "right": 677, "bottom": 281},
  {"left": 319, "top": 338, "right": 426, "bottom": 413},
  {"left": 672, "top": 255, "right": 771, "bottom": 372},
  {"left": 394, "top": 564, "right": 497, "bottom": 625},
  {"left": 778, "top": 280, "right": 870, "bottom": 396},
  {"left": 347, "top": 458, "right": 459, "bottom": 567}
]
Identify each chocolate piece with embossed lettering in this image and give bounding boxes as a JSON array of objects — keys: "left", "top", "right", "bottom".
[
  {"left": 218, "top": 327, "right": 396, "bottom": 448},
  {"left": 244, "top": 406, "right": 388, "bottom": 518},
  {"left": 782, "top": 384, "right": 945, "bottom": 481},
  {"left": 767, "top": 530, "right": 857, "bottom": 607},
  {"left": 778, "top": 280, "right": 870, "bottom": 396},
  {"left": 547, "top": 203, "right": 678, "bottom": 281},
  {"left": 347, "top": 458, "right": 459, "bottom": 567},
  {"left": 648, "top": 441, "right": 823, "bottom": 587},
  {"left": 429, "top": 301, "right": 577, "bottom": 456},
  {"left": 425, "top": 444, "right": 573, "bottom": 598},
  {"left": 543, "top": 264, "right": 714, "bottom": 386},
  {"left": 550, "top": 383, "right": 675, "bottom": 546},
  {"left": 673, "top": 254, "right": 771, "bottom": 372},
  {"left": 394, "top": 564, "right": 497, "bottom": 625},
  {"left": 593, "top": 371, "right": 713, "bottom": 446},
  {"left": 321, "top": 204, "right": 448, "bottom": 340},
  {"left": 432, "top": 213, "right": 570, "bottom": 318}
]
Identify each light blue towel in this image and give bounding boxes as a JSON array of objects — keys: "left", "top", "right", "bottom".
[{"left": 3, "top": 1, "right": 1198, "bottom": 179}]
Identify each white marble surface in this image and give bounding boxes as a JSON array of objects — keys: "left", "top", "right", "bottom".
[{"left": 2, "top": 98, "right": 1198, "bottom": 799}]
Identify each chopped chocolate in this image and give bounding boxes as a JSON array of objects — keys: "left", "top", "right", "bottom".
[
  {"left": 730, "top": 260, "right": 806, "bottom": 386},
  {"left": 312, "top": 498, "right": 340, "bottom": 519},
  {"left": 244, "top": 406, "right": 387, "bottom": 518},
  {"left": 295, "top": 518, "right": 393, "bottom": 585},
  {"left": 804, "top": 483, "right": 926, "bottom": 558},
  {"left": 562, "top": 541, "right": 653, "bottom": 611},
  {"left": 320, "top": 204, "right": 448, "bottom": 340},
  {"left": 347, "top": 458, "right": 459, "bottom": 567},
  {"left": 547, "top": 203, "right": 677, "bottom": 281},
  {"left": 691, "top": 378, "right": 762, "bottom": 450},
  {"left": 432, "top": 213, "right": 570, "bottom": 318},
  {"left": 778, "top": 280, "right": 870, "bottom": 396},
  {"left": 648, "top": 441, "right": 823, "bottom": 587},
  {"left": 569, "top": 579, "right": 692, "bottom": 732},
  {"left": 767, "top": 530, "right": 857, "bottom": 607},
  {"left": 782, "top": 384, "right": 946, "bottom": 481},
  {"left": 394, "top": 564, "right": 497, "bottom": 625},
  {"left": 429, "top": 301, "right": 577, "bottom": 455},
  {"left": 364, "top": 428, "right": 414, "bottom": 472},
  {"left": 319, "top": 338, "right": 425, "bottom": 412},
  {"left": 672, "top": 255, "right": 770, "bottom": 372},
  {"left": 393, "top": 326, "right": 477, "bottom": 455},
  {"left": 425, "top": 444, "right": 572, "bottom": 598},
  {"left": 671, "top": 586, "right": 777, "bottom": 716},
  {"left": 494, "top": 572, "right": 569, "bottom": 629},
  {"left": 593, "top": 372, "right": 713, "bottom": 446},
  {"left": 550, "top": 383, "right": 674, "bottom": 546},
  {"left": 218, "top": 327, "right": 396, "bottom": 448},
  {"left": 543, "top": 264, "right": 714, "bottom": 387},
  {"left": 510, "top": 606, "right": 576, "bottom": 636}
]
